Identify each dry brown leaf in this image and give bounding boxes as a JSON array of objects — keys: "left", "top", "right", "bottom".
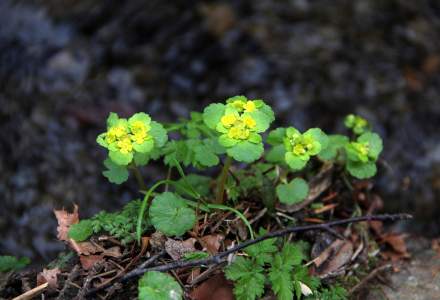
[
  {"left": 70, "top": 240, "right": 101, "bottom": 256},
  {"left": 103, "top": 246, "right": 122, "bottom": 258},
  {"left": 189, "top": 273, "right": 234, "bottom": 300},
  {"left": 165, "top": 238, "right": 197, "bottom": 260},
  {"left": 200, "top": 234, "right": 224, "bottom": 254},
  {"left": 80, "top": 254, "right": 104, "bottom": 270},
  {"left": 36, "top": 268, "right": 61, "bottom": 289},
  {"left": 311, "top": 239, "right": 353, "bottom": 276},
  {"left": 381, "top": 233, "right": 410, "bottom": 256},
  {"left": 53, "top": 205, "right": 79, "bottom": 242}
]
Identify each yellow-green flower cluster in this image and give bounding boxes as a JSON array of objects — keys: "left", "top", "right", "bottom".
[
  {"left": 203, "top": 95, "right": 275, "bottom": 163},
  {"left": 344, "top": 114, "right": 369, "bottom": 135},
  {"left": 283, "top": 127, "right": 328, "bottom": 170},
  {"left": 97, "top": 112, "right": 154, "bottom": 165}
]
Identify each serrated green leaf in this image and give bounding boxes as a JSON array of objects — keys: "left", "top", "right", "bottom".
[
  {"left": 138, "top": 271, "right": 183, "bottom": 300},
  {"left": 227, "top": 141, "right": 264, "bottom": 163},
  {"left": 244, "top": 229, "right": 277, "bottom": 265},
  {"left": 269, "top": 255, "right": 294, "bottom": 300},
  {"left": 133, "top": 138, "right": 154, "bottom": 154},
  {"left": 318, "top": 135, "right": 349, "bottom": 161},
  {"left": 276, "top": 178, "right": 309, "bottom": 205},
  {"left": 304, "top": 128, "right": 328, "bottom": 151},
  {"left": 102, "top": 158, "right": 129, "bottom": 184},
  {"left": 225, "top": 257, "right": 265, "bottom": 300},
  {"left": 203, "top": 103, "right": 225, "bottom": 129},
  {"left": 245, "top": 109, "right": 273, "bottom": 133},
  {"left": 149, "top": 192, "right": 196, "bottom": 236},
  {"left": 0, "top": 256, "right": 30, "bottom": 273},
  {"left": 68, "top": 220, "right": 94, "bottom": 242},
  {"left": 280, "top": 243, "right": 306, "bottom": 267},
  {"left": 346, "top": 160, "right": 377, "bottom": 179}
]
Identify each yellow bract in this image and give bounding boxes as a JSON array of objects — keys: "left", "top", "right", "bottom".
[
  {"left": 353, "top": 142, "right": 369, "bottom": 156},
  {"left": 222, "top": 115, "right": 256, "bottom": 140},
  {"left": 243, "top": 101, "right": 256, "bottom": 112},
  {"left": 293, "top": 144, "right": 306, "bottom": 156},
  {"left": 130, "top": 121, "right": 149, "bottom": 144},
  {"left": 106, "top": 125, "right": 127, "bottom": 144},
  {"left": 117, "top": 135, "right": 134, "bottom": 154},
  {"left": 221, "top": 114, "right": 237, "bottom": 127}
]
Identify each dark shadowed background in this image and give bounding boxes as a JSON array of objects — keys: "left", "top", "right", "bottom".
[{"left": 1, "top": 0, "right": 439, "bottom": 266}]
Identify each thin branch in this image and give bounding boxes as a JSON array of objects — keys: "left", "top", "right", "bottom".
[
  {"left": 349, "top": 263, "right": 392, "bottom": 295},
  {"left": 86, "top": 213, "right": 411, "bottom": 297}
]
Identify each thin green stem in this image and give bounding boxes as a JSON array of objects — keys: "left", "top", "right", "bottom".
[
  {"left": 130, "top": 162, "right": 147, "bottom": 192},
  {"left": 216, "top": 156, "right": 233, "bottom": 204}
]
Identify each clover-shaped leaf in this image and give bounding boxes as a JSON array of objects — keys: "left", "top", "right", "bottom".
[
  {"left": 102, "top": 158, "right": 129, "bottom": 184},
  {"left": 138, "top": 271, "right": 183, "bottom": 300},
  {"left": 149, "top": 192, "right": 196, "bottom": 236},
  {"left": 276, "top": 178, "right": 309, "bottom": 205}
]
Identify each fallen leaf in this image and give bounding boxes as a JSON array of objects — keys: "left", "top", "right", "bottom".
[
  {"left": 381, "top": 233, "right": 410, "bottom": 257},
  {"left": 189, "top": 273, "right": 234, "bottom": 300},
  {"left": 53, "top": 205, "right": 79, "bottom": 242},
  {"left": 165, "top": 238, "right": 197, "bottom": 260},
  {"left": 311, "top": 239, "right": 353, "bottom": 276},
  {"left": 80, "top": 255, "right": 104, "bottom": 270},
  {"left": 229, "top": 219, "right": 248, "bottom": 240},
  {"left": 200, "top": 234, "right": 224, "bottom": 254},
  {"left": 70, "top": 240, "right": 101, "bottom": 256},
  {"left": 103, "top": 246, "right": 122, "bottom": 258},
  {"left": 37, "top": 268, "right": 61, "bottom": 289}
]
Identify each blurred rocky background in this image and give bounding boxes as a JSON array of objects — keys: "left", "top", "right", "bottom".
[{"left": 1, "top": 0, "right": 439, "bottom": 265}]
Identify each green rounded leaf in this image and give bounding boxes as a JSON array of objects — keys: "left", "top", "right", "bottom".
[
  {"left": 109, "top": 150, "right": 133, "bottom": 166},
  {"left": 133, "top": 139, "right": 154, "bottom": 154},
  {"left": 346, "top": 161, "right": 377, "bottom": 179},
  {"left": 266, "top": 144, "right": 286, "bottom": 163},
  {"left": 129, "top": 112, "right": 151, "bottom": 125},
  {"left": 318, "top": 134, "right": 349, "bottom": 161},
  {"left": 246, "top": 109, "right": 273, "bottom": 133},
  {"left": 227, "top": 141, "right": 264, "bottom": 163},
  {"left": 203, "top": 103, "right": 225, "bottom": 129},
  {"left": 106, "top": 112, "right": 119, "bottom": 128},
  {"left": 194, "top": 145, "right": 219, "bottom": 167},
  {"left": 68, "top": 220, "right": 94, "bottom": 242},
  {"left": 150, "top": 121, "right": 168, "bottom": 148},
  {"left": 276, "top": 178, "right": 309, "bottom": 205},
  {"left": 149, "top": 192, "right": 196, "bottom": 236},
  {"left": 134, "top": 152, "right": 150, "bottom": 166},
  {"left": 358, "top": 132, "right": 383, "bottom": 159},
  {"left": 285, "top": 152, "right": 308, "bottom": 171},
  {"left": 304, "top": 128, "right": 329, "bottom": 151},
  {"left": 219, "top": 134, "right": 238, "bottom": 147},
  {"left": 103, "top": 158, "right": 129, "bottom": 184},
  {"left": 267, "top": 128, "right": 286, "bottom": 146},
  {"left": 138, "top": 271, "right": 183, "bottom": 300},
  {"left": 96, "top": 133, "right": 108, "bottom": 148}
]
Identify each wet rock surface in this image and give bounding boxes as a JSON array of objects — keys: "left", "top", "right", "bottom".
[
  {"left": 1, "top": 0, "right": 439, "bottom": 266},
  {"left": 367, "top": 237, "right": 440, "bottom": 300}
]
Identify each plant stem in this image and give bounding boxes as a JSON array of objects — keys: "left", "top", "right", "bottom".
[
  {"left": 216, "top": 156, "right": 233, "bottom": 204},
  {"left": 130, "top": 162, "right": 147, "bottom": 192}
]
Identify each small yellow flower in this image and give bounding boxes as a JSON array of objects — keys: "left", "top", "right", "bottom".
[
  {"left": 242, "top": 115, "right": 256, "bottom": 128},
  {"left": 221, "top": 114, "right": 237, "bottom": 127},
  {"left": 228, "top": 126, "right": 250, "bottom": 140},
  {"left": 117, "top": 135, "right": 133, "bottom": 154},
  {"left": 231, "top": 100, "right": 244, "bottom": 110},
  {"left": 106, "top": 125, "right": 127, "bottom": 144},
  {"left": 243, "top": 101, "right": 256, "bottom": 112},
  {"left": 293, "top": 144, "right": 306, "bottom": 156}
]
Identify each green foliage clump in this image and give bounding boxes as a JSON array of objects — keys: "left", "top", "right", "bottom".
[
  {"left": 225, "top": 233, "right": 342, "bottom": 300},
  {"left": 0, "top": 256, "right": 30, "bottom": 273},
  {"left": 69, "top": 199, "right": 149, "bottom": 244},
  {"left": 344, "top": 114, "right": 369, "bottom": 135}
]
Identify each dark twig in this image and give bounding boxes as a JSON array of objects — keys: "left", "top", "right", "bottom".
[{"left": 86, "top": 213, "right": 411, "bottom": 297}]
